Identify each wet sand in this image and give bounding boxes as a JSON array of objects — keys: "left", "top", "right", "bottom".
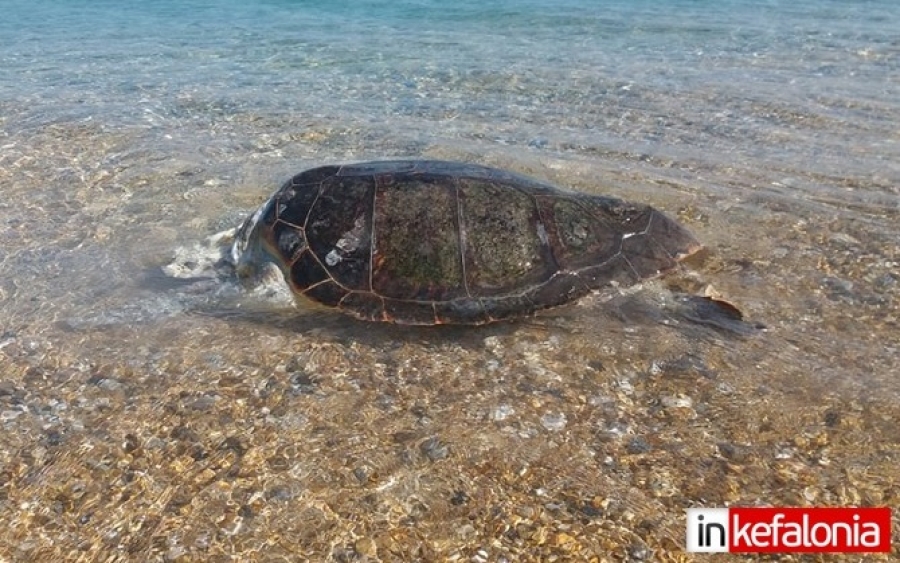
[{"left": 1, "top": 109, "right": 898, "bottom": 562}]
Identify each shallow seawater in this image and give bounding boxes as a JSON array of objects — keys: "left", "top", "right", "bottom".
[{"left": 1, "top": 1, "right": 898, "bottom": 560}]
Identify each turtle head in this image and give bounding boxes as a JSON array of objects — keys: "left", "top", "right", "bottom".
[{"left": 229, "top": 199, "right": 283, "bottom": 288}]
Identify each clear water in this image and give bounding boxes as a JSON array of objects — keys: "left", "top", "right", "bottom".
[
  {"left": 1, "top": 0, "right": 899, "bottom": 559},
  {"left": 2, "top": 0, "right": 896, "bottom": 322}
]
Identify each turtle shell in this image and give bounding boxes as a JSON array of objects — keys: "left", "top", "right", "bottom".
[{"left": 244, "top": 160, "right": 701, "bottom": 325}]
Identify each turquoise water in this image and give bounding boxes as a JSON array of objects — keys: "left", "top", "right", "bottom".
[{"left": 3, "top": 0, "right": 897, "bottom": 153}]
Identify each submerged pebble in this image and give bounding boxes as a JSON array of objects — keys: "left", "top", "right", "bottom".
[{"left": 540, "top": 412, "right": 568, "bottom": 432}]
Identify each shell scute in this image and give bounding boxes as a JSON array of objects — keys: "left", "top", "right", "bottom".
[
  {"left": 289, "top": 250, "right": 329, "bottom": 290},
  {"left": 371, "top": 176, "right": 464, "bottom": 301},
  {"left": 277, "top": 177, "right": 326, "bottom": 227},
  {"left": 340, "top": 291, "right": 385, "bottom": 322},
  {"left": 458, "top": 177, "right": 553, "bottom": 294},
  {"left": 384, "top": 299, "right": 436, "bottom": 325},
  {"left": 434, "top": 298, "right": 489, "bottom": 325},
  {"left": 304, "top": 180, "right": 373, "bottom": 291},
  {"left": 304, "top": 281, "right": 348, "bottom": 308},
  {"left": 292, "top": 165, "right": 342, "bottom": 185},
  {"left": 274, "top": 224, "right": 305, "bottom": 262}
]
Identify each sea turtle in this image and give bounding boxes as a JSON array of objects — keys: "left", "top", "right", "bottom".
[{"left": 230, "top": 160, "right": 702, "bottom": 325}]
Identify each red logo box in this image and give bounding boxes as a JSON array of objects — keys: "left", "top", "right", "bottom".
[{"left": 687, "top": 507, "right": 892, "bottom": 553}]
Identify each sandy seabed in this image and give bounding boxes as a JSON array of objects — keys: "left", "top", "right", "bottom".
[{"left": 0, "top": 113, "right": 898, "bottom": 562}]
